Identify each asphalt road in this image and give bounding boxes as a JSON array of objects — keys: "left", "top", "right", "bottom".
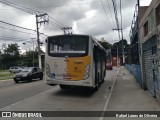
[
  {"left": 0, "top": 67, "right": 119, "bottom": 120},
  {"left": 0, "top": 79, "right": 53, "bottom": 109}
]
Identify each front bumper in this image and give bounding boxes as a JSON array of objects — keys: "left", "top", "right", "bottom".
[{"left": 13, "top": 76, "right": 29, "bottom": 81}]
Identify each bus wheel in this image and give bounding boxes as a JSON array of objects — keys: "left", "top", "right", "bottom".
[
  {"left": 90, "top": 84, "right": 99, "bottom": 92},
  {"left": 94, "top": 84, "right": 99, "bottom": 91},
  {"left": 59, "top": 85, "right": 70, "bottom": 89},
  {"left": 102, "top": 79, "right": 104, "bottom": 83},
  {"left": 94, "top": 74, "right": 100, "bottom": 91},
  {"left": 94, "top": 81, "right": 99, "bottom": 91}
]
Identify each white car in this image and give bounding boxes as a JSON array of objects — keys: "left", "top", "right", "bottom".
[{"left": 9, "top": 67, "right": 22, "bottom": 73}]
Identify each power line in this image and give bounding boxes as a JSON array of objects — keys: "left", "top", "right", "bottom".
[
  {"left": 29, "top": 0, "right": 111, "bottom": 8},
  {"left": 120, "top": 0, "right": 123, "bottom": 31},
  {"left": 49, "top": 20, "right": 64, "bottom": 28},
  {"left": 49, "top": 16, "right": 68, "bottom": 28},
  {"left": 0, "top": 0, "right": 41, "bottom": 14},
  {"left": 0, "top": 36, "right": 31, "bottom": 42},
  {"left": 61, "top": 27, "right": 73, "bottom": 34},
  {"left": 0, "top": 20, "right": 48, "bottom": 37},
  {"left": 0, "top": 25, "right": 37, "bottom": 35},
  {"left": 111, "top": 0, "right": 121, "bottom": 40},
  {"left": 120, "top": 0, "right": 125, "bottom": 64},
  {"left": 49, "top": 16, "right": 74, "bottom": 34},
  {"left": 0, "top": 0, "right": 71, "bottom": 33},
  {"left": 101, "top": 0, "right": 113, "bottom": 29},
  {"left": 0, "top": 20, "right": 36, "bottom": 32},
  {"left": 0, "top": 35, "right": 28, "bottom": 40},
  {"left": 106, "top": 0, "right": 116, "bottom": 28}
]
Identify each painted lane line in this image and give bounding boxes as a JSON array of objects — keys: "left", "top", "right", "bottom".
[
  {"left": 99, "top": 67, "right": 121, "bottom": 120},
  {"left": 0, "top": 85, "right": 58, "bottom": 110}
]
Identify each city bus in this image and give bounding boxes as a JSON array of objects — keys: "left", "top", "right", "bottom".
[{"left": 45, "top": 34, "right": 106, "bottom": 90}]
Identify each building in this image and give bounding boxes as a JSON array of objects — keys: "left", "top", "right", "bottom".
[
  {"left": 129, "top": 0, "right": 160, "bottom": 101},
  {"left": 139, "top": 0, "right": 160, "bottom": 101}
]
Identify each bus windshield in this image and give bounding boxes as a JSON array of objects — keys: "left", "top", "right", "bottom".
[{"left": 48, "top": 35, "right": 89, "bottom": 57}]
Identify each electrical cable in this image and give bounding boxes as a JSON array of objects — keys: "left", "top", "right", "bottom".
[
  {"left": 0, "top": 20, "right": 48, "bottom": 37},
  {"left": 106, "top": 0, "right": 116, "bottom": 28},
  {"left": 101, "top": 0, "right": 113, "bottom": 29}
]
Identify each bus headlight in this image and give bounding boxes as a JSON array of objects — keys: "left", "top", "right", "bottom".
[{"left": 84, "top": 64, "right": 90, "bottom": 79}]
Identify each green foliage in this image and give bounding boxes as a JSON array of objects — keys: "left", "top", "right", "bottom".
[
  {"left": 4, "top": 43, "right": 20, "bottom": 56},
  {"left": 0, "top": 43, "right": 44, "bottom": 69},
  {"left": 21, "top": 50, "right": 39, "bottom": 67},
  {"left": 112, "top": 39, "right": 130, "bottom": 49},
  {"left": 0, "top": 43, "right": 20, "bottom": 68},
  {"left": 98, "top": 41, "right": 112, "bottom": 49}
]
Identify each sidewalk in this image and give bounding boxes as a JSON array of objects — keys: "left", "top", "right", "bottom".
[{"left": 107, "top": 66, "right": 160, "bottom": 111}]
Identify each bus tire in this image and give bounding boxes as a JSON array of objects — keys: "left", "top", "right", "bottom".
[
  {"left": 94, "top": 74, "right": 99, "bottom": 91},
  {"left": 94, "top": 84, "right": 99, "bottom": 91},
  {"left": 102, "top": 78, "right": 104, "bottom": 83},
  {"left": 59, "top": 85, "right": 70, "bottom": 89}
]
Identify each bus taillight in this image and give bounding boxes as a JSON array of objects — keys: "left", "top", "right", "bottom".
[{"left": 84, "top": 64, "right": 90, "bottom": 79}]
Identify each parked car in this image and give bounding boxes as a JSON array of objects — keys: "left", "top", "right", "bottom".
[
  {"left": 9, "top": 66, "right": 22, "bottom": 73},
  {"left": 13, "top": 67, "right": 43, "bottom": 83},
  {"left": 106, "top": 63, "right": 113, "bottom": 70}
]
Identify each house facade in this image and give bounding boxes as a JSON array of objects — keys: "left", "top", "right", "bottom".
[
  {"left": 129, "top": 0, "right": 160, "bottom": 102},
  {"left": 139, "top": 0, "right": 160, "bottom": 100}
]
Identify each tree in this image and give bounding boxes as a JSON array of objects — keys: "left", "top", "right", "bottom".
[
  {"left": 3, "top": 43, "right": 20, "bottom": 56},
  {"left": 98, "top": 41, "right": 112, "bottom": 49},
  {"left": 21, "top": 46, "right": 44, "bottom": 67},
  {"left": 112, "top": 39, "right": 131, "bottom": 64},
  {"left": 112, "top": 39, "right": 130, "bottom": 49},
  {"left": 0, "top": 43, "right": 20, "bottom": 68}
]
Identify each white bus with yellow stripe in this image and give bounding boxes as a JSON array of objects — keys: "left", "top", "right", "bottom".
[{"left": 45, "top": 34, "right": 106, "bottom": 90}]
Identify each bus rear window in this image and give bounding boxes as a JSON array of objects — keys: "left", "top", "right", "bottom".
[{"left": 48, "top": 35, "right": 89, "bottom": 57}]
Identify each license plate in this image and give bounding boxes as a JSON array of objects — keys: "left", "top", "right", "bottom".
[
  {"left": 63, "top": 75, "right": 71, "bottom": 79},
  {"left": 16, "top": 78, "right": 20, "bottom": 80}
]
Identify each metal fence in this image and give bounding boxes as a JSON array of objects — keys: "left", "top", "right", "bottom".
[{"left": 125, "top": 64, "right": 142, "bottom": 85}]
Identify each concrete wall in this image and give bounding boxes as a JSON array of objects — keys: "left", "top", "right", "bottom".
[
  {"left": 138, "top": 6, "right": 148, "bottom": 22},
  {"left": 138, "top": 0, "right": 160, "bottom": 101},
  {"left": 139, "top": 0, "right": 160, "bottom": 43}
]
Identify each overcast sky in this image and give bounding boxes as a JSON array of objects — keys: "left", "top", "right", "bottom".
[{"left": 0, "top": 0, "right": 152, "bottom": 52}]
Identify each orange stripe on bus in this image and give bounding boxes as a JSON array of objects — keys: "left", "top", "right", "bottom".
[{"left": 66, "top": 56, "right": 91, "bottom": 80}]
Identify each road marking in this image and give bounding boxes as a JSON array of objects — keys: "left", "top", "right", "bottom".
[
  {"left": 0, "top": 79, "right": 12, "bottom": 82},
  {"left": 99, "top": 67, "right": 121, "bottom": 120},
  {"left": 0, "top": 85, "right": 58, "bottom": 110},
  {"left": 0, "top": 80, "right": 13, "bottom": 87}
]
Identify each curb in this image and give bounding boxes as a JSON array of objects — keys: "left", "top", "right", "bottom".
[{"left": 99, "top": 67, "right": 121, "bottom": 120}]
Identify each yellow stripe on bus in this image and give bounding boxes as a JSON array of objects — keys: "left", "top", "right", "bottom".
[{"left": 66, "top": 56, "right": 91, "bottom": 80}]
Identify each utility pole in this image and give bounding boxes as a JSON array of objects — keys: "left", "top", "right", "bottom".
[
  {"left": 121, "top": 30, "right": 125, "bottom": 65},
  {"left": 120, "top": 0, "right": 125, "bottom": 65},
  {"left": 137, "top": 0, "right": 140, "bottom": 7},
  {"left": 117, "top": 45, "right": 119, "bottom": 66},
  {"left": 61, "top": 27, "right": 72, "bottom": 34},
  {"left": 113, "top": 28, "right": 125, "bottom": 65},
  {"left": 36, "top": 13, "right": 49, "bottom": 69}
]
